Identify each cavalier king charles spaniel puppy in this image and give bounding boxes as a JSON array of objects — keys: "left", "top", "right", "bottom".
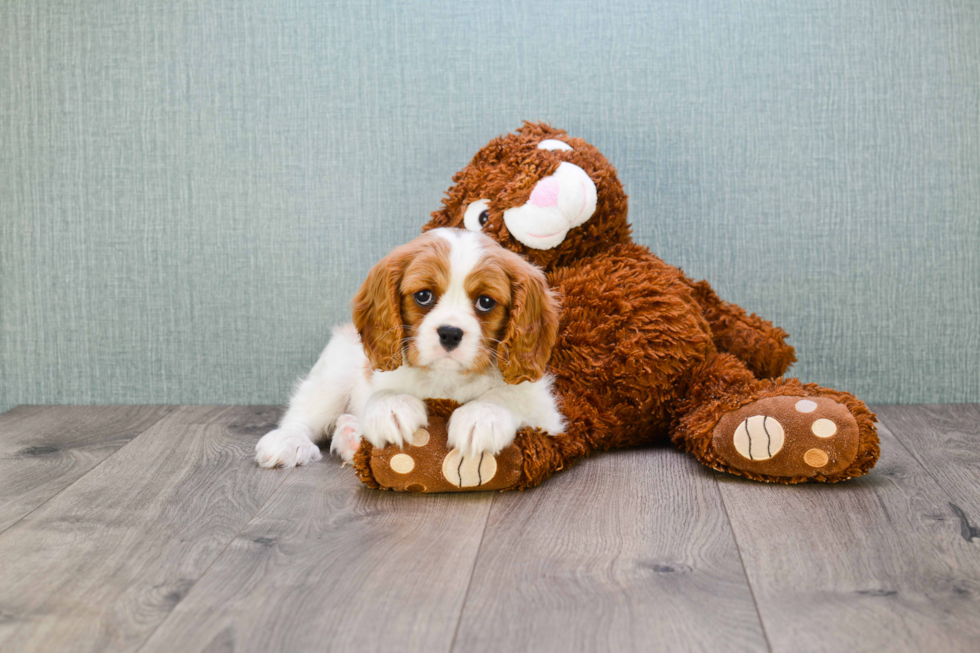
[{"left": 255, "top": 228, "right": 564, "bottom": 468}]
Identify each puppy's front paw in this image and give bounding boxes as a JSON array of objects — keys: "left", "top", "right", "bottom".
[
  {"left": 329, "top": 414, "right": 362, "bottom": 463},
  {"left": 362, "top": 394, "right": 428, "bottom": 449},
  {"left": 447, "top": 401, "right": 520, "bottom": 458},
  {"left": 255, "top": 425, "right": 322, "bottom": 468}
]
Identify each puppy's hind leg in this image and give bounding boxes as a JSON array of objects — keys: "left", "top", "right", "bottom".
[{"left": 256, "top": 324, "right": 366, "bottom": 468}]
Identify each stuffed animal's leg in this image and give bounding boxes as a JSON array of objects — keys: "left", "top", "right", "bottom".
[
  {"left": 671, "top": 352, "right": 879, "bottom": 483},
  {"left": 683, "top": 278, "right": 797, "bottom": 379},
  {"left": 507, "top": 424, "right": 593, "bottom": 490}
]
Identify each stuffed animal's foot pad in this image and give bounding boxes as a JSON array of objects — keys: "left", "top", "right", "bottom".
[
  {"left": 363, "top": 414, "right": 523, "bottom": 492},
  {"left": 712, "top": 396, "right": 860, "bottom": 479}
]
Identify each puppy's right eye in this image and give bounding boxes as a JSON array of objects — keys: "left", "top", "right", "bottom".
[{"left": 413, "top": 290, "right": 434, "bottom": 306}]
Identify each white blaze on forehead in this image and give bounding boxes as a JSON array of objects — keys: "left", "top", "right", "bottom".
[
  {"left": 417, "top": 229, "right": 485, "bottom": 369},
  {"left": 537, "top": 139, "right": 573, "bottom": 151},
  {"left": 431, "top": 228, "right": 483, "bottom": 292}
]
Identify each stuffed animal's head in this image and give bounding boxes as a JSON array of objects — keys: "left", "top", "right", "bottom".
[{"left": 424, "top": 122, "right": 632, "bottom": 271}]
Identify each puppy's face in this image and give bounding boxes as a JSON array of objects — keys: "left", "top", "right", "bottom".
[
  {"left": 399, "top": 234, "right": 509, "bottom": 373},
  {"left": 353, "top": 229, "right": 558, "bottom": 384}
]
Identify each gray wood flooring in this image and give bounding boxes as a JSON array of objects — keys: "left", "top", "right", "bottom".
[{"left": 0, "top": 404, "right": 977, "bottom": 653}]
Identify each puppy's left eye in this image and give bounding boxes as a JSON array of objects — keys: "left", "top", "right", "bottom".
[
  {"left": 475, "top": 295, "right": 497, "bottom": 312},
  {"left": 414, "top": 290, "right": 434, "bottom": 306}
]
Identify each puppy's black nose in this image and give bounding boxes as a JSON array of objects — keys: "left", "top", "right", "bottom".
[{"left": 437, "top": 325, "right": 464, "bottom": 351}]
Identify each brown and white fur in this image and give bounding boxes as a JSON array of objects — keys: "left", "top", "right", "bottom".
[{"left": 255, "top": 228, "right": 564, "bottom": 468}]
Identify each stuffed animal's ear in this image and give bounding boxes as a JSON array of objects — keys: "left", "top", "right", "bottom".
[
  {"left": 496, "top": 255, "right": 559, "bottom": 384},
  {"left": 352, "top": 253, "right": 405, "bottom": 372},
  {"left": 423, "top": 205, "right": 454, "bottom": 231}
]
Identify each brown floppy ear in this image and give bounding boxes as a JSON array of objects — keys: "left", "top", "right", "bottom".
[
  {"left": 352, "top": 252, "right": 406, "bottom": 372},
  {"left": 496, "top": 254, "right": 560, "bottom": 384}
]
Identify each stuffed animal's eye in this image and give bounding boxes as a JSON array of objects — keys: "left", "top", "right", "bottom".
[
  {"left": 463, "top": 199, "right": 491, "bottom": 231},
  {"left": 475, "top": 295, "right": 496, "bottom": 312},
  {"left": 414, "top": 290, "right": 434, "bottom": 306}
]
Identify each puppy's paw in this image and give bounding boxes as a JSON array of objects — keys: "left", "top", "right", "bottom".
[
  {"left": 255, "top": 425, "right": 322, "bottom": 468},
  {"left": 329, "top": 414, "right": 362, "bottom": 463},
  {"left": 362, "top": 394, "right": 428, "bottom": 449},
  {"left": 447, "top": 401, "right": 520, "bottom": 458}
]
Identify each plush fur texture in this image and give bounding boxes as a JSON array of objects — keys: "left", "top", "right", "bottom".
[{"left": 416, "top": 122, "right": 879, "bottom": 486}]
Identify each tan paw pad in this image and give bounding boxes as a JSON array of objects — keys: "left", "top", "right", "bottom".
[
  {"left": 795, "top": 399, "right": 817, "bottom": 413},
  {"left": 733, "top": 416, "right": 785, "bottom": 460},
  {"left": 803, "top": 448, "right": 829, "bottom": 468},
  {"left": 811, "top": 419, "right": 837, "bottom": 438},
  {"left": 411, "top": 428, "right": 430, "bottom": 447},
  {"left": 389, "top": 453, "right": 415, "bottom": 474},
  {"left": 442, "top": 450, "right": 497, "bottom": 488}
]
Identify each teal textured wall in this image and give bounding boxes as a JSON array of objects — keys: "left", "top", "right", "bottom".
[{"left": 2, "top": 0, "right": 978, "bottom": 412}]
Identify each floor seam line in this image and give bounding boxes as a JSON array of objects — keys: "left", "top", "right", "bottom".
[
  {"left": 713, "top": 473, "right": 775, "bottom": 653},
  {"left": 448, "top": 493, "right": 495, "bottom": 653}
]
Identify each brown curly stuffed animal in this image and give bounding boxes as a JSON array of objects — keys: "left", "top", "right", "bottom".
[{"left": 355, "top": 122, "right": 879, "bottom": 490}]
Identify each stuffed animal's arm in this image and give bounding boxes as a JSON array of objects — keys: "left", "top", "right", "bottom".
[{"left": 681, "top": 276, "right": 796, "bottom": 379}]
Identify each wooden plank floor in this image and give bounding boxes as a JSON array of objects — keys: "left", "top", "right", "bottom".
[{"left": 0, "top": 405, "right": 977, "bottom": 653}]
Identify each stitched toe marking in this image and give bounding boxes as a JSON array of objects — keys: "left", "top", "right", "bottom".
[
  {"left": 411, "top": 428, "right": 430, "bottom": 447},
  {"left": 442, "top": 450, "right": 497, "bottom": 488},
  {"left": 811, "top": 418, "right": 838, "bottom": 438},
  {"left": 389, "top": 453, "right": 415, "bottom": 474},
  {"left": 804, "top": 448, "right": 830, "bottom": 467},
  {"left": 795, "top": 399, "right": 818, "bottom": 413},
  {"left": 733, "top": 415, "right": 785, "bottom": 461}
]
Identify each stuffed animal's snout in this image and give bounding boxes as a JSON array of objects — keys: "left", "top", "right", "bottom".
[{"left": 503, "top": 162, "right": 598, "bottom": 250}]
